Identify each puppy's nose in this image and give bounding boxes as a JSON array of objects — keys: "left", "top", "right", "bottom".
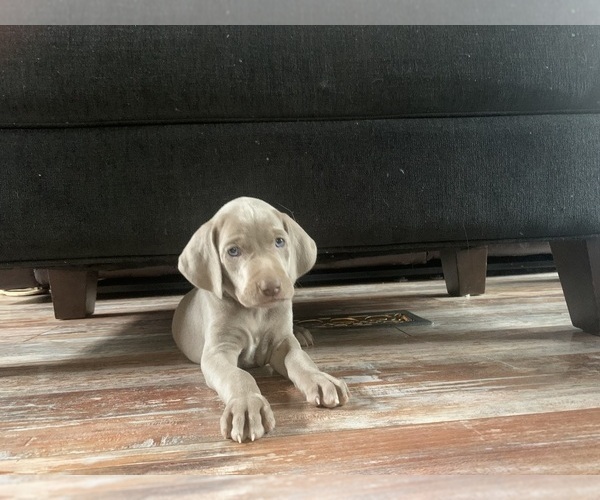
[{"left": 259, "top": 279, "right": 281, "bottom": 297}]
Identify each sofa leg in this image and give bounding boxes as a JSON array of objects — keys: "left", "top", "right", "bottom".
[
  {"left": 550, "top": 238, "right": 600, "bottom": 334},
  {"left": 0, "top": 268, "right": 39, "bottom": 290},
  {"left": 48, "top": 269, "right": 98, "bottom": 320},
  {"left": 440, "top": 246, "right": 488, "bottom": 297}
]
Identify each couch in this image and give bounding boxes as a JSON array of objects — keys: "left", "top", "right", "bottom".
[{"left": 2, "top": 26, "right": 600, "bottom": 333}]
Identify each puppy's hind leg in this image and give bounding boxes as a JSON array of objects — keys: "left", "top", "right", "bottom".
[{"left": 293, "top": 324, "right": 314, "bottom": 347}]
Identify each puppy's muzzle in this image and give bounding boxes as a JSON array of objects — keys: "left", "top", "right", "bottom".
[{"left": 239, "top": 266, "right": 293, "bottom": 308}]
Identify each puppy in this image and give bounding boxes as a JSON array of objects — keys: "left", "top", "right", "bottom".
[{"left": 172, "top": 197, "right": 349, "bottom": 443}]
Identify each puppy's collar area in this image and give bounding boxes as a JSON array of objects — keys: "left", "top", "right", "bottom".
[{"left": 220, "top": 288, "right": 290, "bottom": 310}]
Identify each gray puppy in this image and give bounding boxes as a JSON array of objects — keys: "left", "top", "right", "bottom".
[{"left": 172, "top": 197, "right": 350, "bottom": 443}]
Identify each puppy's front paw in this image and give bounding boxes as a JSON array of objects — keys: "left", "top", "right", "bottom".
[
  {"left": 302, "top": 372, "right": 350, "bottom": 408},
  {"left": 220, "top": 394, "right": 276, "bottom": 443}
]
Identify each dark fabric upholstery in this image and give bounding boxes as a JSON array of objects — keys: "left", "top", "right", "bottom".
[
  {"left": 1, "top": 26, "right": 600, "bottom": 126},
  {"left": 2, "top": 113, "right": 600, "bottom": 265},
  {"left": 2, "top": 26, "right": 600, "bottom": 268}
]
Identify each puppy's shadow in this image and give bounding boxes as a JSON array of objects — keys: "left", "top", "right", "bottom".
[{"left": 82, "top": 308, "right": 187, "bottom": 366}]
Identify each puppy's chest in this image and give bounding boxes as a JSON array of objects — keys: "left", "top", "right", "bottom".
[{"left": 237, "top": 312, "right": 288, "bottom": 368}]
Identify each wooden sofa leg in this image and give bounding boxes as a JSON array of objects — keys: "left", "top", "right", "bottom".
[
  {"left": 550, "top": 238, "right": 600, "bottom": 335},
  {"left": 440, "top": 246, "right": 488, "bottom": 297},
  {"left": 48, "top": 269, "right": 98, "bottom": 320},
  {"left": 0, "top": 268, "right": 39, "bottom": 290}
]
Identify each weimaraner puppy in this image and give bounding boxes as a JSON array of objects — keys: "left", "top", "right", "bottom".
[{"left": 172, "top": 197, "right": 350, "bottom": 443}]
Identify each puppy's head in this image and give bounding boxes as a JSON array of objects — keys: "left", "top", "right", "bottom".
[{"left": 178, "top": 197, "right": 317, "bottom": 308}]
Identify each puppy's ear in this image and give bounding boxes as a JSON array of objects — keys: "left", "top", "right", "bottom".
[
  {"left": 178, "top": 220, "right": 223, "bottom": 298},
  {"left": 280, "top": 213, "right": 317, "bottom": 280}
]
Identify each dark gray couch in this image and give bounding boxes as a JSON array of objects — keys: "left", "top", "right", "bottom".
[{"left": 2, "top": 26, "right": 600, "bottom": 333}]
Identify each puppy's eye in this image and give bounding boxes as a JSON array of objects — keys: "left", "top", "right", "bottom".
[
  {"left": 227, "top": 246, "right": 241, "bottom": 257},
  {"left": 275, "top": 237, "right": 286, "bottom": 248}
]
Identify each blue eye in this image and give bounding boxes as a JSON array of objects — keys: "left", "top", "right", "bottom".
[
  {"left": 275, "top": 238, "right": 286, "bottom": 248},
  {"left": 227, "top": 246, "right": 240, "bottom": 257}
]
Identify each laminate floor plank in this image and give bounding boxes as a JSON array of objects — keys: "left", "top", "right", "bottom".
[{"left": 2, "top": 273, "right": 600, "bottom": 476}]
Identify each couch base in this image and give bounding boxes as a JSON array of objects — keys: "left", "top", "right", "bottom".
[{"left": 5, "top": 239, "right": 594, "bottom": 336}]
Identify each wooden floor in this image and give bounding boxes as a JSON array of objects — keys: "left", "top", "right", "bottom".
[{"left": 2, "top": 273, "right": 600, "bottom": 482}]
